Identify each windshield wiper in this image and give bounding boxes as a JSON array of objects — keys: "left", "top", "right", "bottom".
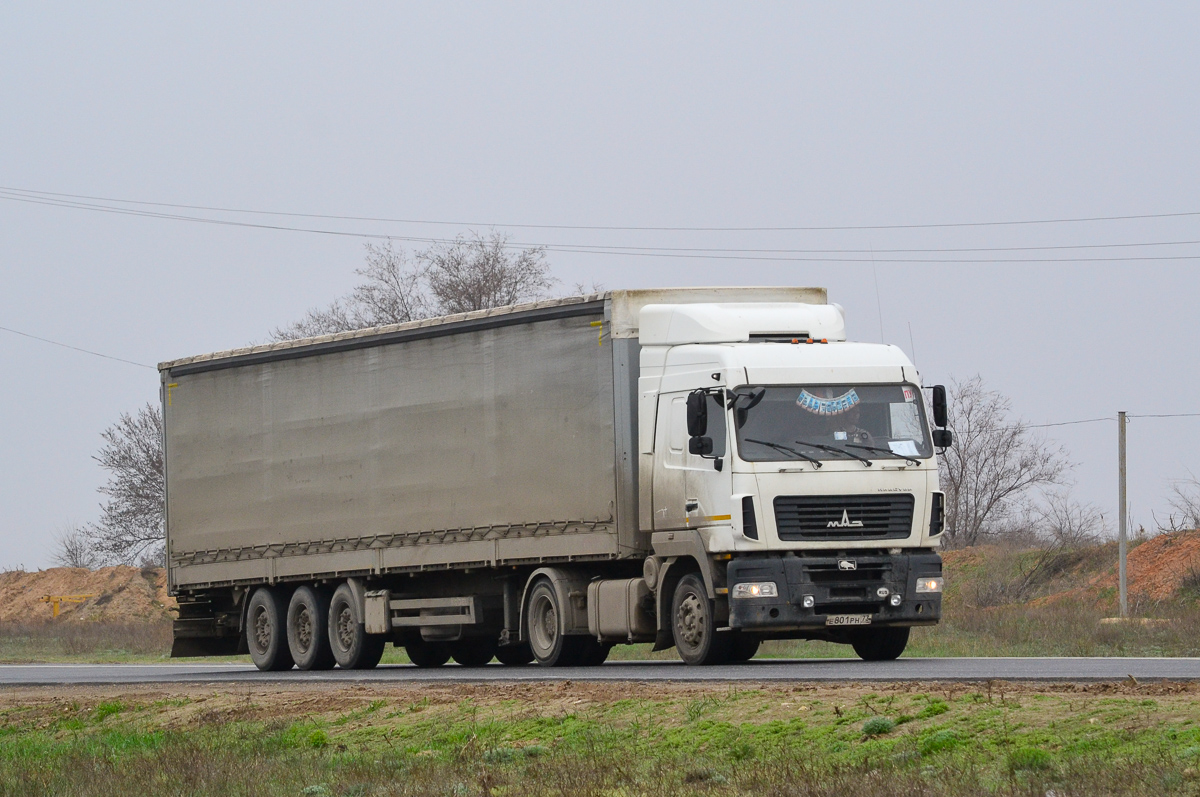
[
  {"left": 845, "top": 443, "right": 921, "bottom": 467},
  {"left": 745, "top": 438, "right": 822, "bottom": 468},
  {"left": 794, "top": 440, "right": 873, "bottom": 467}
]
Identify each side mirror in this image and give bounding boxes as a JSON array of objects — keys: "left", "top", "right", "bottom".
[
  {"left": 686, "top": 390, "right": 708, "bottom": 436},
  {"left": 932, "top": 428, "right": 954, "bottom": 448},
  {"left": 931, "top": 384, "right": 949, "bottom": 428},
  {"left": 689, "top": 436, "right": 714, "bottom": 456}
]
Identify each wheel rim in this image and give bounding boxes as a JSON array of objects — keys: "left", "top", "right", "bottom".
[
  {"left": 295, "top": 606, "right": 312, "bottom": 653},
  {"left": 252, "top": 606, "right": 272, "bottom": 655},
  {"left": 529, "top": 592, "right": 558, "bottom": 656},
  {"left": 336, "top": 606, "right": 355, "bottom": 651},
  {"left": 675, "top": 590, "right": 706, "bottom": 652}
]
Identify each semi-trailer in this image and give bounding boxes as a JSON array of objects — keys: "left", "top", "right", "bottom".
[{"left": 160, "top": 287, "right": 949, "bottom": 670}]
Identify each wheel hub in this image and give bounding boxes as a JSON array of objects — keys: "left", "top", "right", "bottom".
[
  {"left": 336, "top": 607, "right": 355, "bottom": 650},
  {"left": 253, "top": 608, "right": 271, "bottom": 653},
  {"left": 676, "top": 593, "right": 705, "bottom": 649}
]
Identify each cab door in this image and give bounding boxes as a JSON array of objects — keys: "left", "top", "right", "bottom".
[
  {"left": 684, "top": 392, "right": 734, "bottom": 528},
  {"left": 651, "top": 393, "right": 690, "bottom": 530},
  {"left": 652, "top": 391, "right": 733, "bottom": 530}
]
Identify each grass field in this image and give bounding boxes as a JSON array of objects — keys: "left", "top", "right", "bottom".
[{"left": 2, "top": 680, "right": 1198, "bottom": 796}]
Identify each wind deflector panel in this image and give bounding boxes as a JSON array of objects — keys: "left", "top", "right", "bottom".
[{"left": 773, "top": 494, "right": 914, "bottom": 541}]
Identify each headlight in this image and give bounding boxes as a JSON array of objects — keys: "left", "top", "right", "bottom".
[
  {"left": 731, "top": 582, "right": 778, "bottom": 599},
  {"left": 915, "top": 577, "right": 944, "bottom": 593}
]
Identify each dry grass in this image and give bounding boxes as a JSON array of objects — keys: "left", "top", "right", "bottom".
[
  {"left": 0, "top": 620, "right": 173, "bottom": 662},
  {"left": 1, "top": 680, "right": 1198, "bottom": 796}
]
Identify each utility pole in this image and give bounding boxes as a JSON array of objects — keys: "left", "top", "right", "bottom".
[{"left": 1118, "top": 411, "right": 1128, "bottom": 618}]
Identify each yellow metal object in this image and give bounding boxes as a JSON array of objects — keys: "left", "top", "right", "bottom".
[{"left": 40, "top": 594, "right": 98, "bottom": 618}]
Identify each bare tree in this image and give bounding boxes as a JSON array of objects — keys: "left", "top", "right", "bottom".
[
  {"left": 51, "top": 525, "right": 102, "bottom": 569},
  {"left": 938, "top": 376, "right": 1071, "bottom": 548},
  {"left": 85, "top": 403, "right": 166, "bottom": 565},
  {"left": 271, "top": 234, "right": 554, "bottom": 341},
  {"left": 1159, "top": 474, "right": 1200, "bottom": 531},
  {"left": 419, "top": 232, "right": 554, "bottom": 314},
  {"left": 1035, "top": 491, "right": 1105, "bottom": 547}
]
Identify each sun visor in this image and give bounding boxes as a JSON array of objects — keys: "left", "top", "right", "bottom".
[{"left": 638, "top": 303, "right": 847, "bottom": 346}]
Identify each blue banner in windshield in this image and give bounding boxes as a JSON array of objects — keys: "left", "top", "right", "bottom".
[{"left": 796, "top": 389, "right": 861, "bottom": 415}]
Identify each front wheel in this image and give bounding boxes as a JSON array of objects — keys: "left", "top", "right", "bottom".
[
  {"left": 850, "top": 627, "right": 910, "bottom": 661},
  {"left": 671, "top": 574, "right": 730, "bottom": 666}
]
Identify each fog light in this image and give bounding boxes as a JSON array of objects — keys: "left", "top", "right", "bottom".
[
  {"left": 915, "top": 577, "right": 944, "bottom": 593},
  {"left": 876, "top": 587, "right": 890, "bottom": 598},
  {"left": 889, "top": 594, "right": 903, "bottom": 607},
  {"left": 801, "top": 595, "right": 815, "bottom": 609},
  {"left": 731, "top": 582, "right": 778, "bottom": 599}
]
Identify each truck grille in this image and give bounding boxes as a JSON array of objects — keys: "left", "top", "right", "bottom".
[{"left": 773, "top": 494, "right": 915, "bottom": 541}]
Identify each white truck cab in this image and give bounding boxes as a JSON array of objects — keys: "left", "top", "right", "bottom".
[{"left": 636, "top": 302, "right": 947, "bottom": 663}]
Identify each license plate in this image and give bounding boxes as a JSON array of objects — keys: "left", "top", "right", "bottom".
[{"left": 825, "top": 614, "right": 872, "bottom": 626}]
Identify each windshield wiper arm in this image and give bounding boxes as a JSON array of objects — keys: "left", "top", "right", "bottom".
[
  {"left": 845, "top": 443, "right": 921, "bottom": 467},
  {"left": 794, "top": 440, "right": 873, "bottom": 467},
  {"left": 745, "top": 438, "right": 822, "bottom": 468}
]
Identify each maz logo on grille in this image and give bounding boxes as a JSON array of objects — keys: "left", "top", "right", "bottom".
[{"left": 827, "top": 510, "right": 864, "bottom": 529}]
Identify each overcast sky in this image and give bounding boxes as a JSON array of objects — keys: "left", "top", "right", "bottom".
[{"left": 3, "top": 4, "right": 1199, "bottom": 569}]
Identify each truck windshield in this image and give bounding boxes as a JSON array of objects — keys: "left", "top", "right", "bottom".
[{"left": 733, "top": 384, "right": 932, "bottom": 462}]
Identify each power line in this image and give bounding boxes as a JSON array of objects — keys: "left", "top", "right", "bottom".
[
  {"left": 4, "top": 190, "right": 1200, "bottom": 264},
  {"left": 3, "top": 183, "right": 1200, "bottom": 233},
  {"left": 0, "top": 325, "right": 155, "bottom": 370}
]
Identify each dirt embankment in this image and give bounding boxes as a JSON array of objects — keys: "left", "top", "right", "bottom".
[
  {"left": 0, "top": 566, "right": 175, "bottom": 623},
  {"left": 942, "top": 529, "right": 1200, "bottom": 609}
]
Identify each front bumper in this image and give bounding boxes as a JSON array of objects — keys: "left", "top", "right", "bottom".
[{"left": 726, "top": 551, "right": 942, "bottom": 632}]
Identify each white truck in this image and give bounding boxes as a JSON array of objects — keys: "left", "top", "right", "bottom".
[{"left": 161, "top": 287, "right": 949, "bottom": 670}]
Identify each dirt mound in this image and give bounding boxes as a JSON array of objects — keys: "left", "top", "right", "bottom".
[
  {"left": 0, "top": 566, "right": 175, "bottom": 623},
  {"left": 1090, "top": 529, "right": 1200, "bottom": 602}
]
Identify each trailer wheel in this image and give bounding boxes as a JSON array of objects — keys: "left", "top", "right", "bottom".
[
  {"left": 246, "top": 587, "right": 295, "bottom": 671},
  {"left": 328, "top": 583, "right": 385, "bottom": 669},
  {"left": 451, "top": 639, "right": 497, "bottom": 667},
  {"left": 287, "top": 586, "right": 336, "bottom": 671},
  {"left": 849, "top": 627, "right": 909, "bottom": 661},
  {"left": 405, "top": 639, "right": 451, "bottom": 668},
  {"left": 525, "top": 579, "right": 587, "bottom": 666},
  {"left": 671, "top": 574, "right": 731, "bottom": 666},
  {"left": 495, "top": 642, "right": 535, "bottom": 666}
]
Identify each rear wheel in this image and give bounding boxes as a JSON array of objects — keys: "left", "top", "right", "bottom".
[
  {"left": 850, "top": 627, "right": 910, "bottom": 661},
  {"left": 671, "top": 574, "right": 730, "bottom": 666},
  {"left": 246, "top": 587, "right": 294, "bottom": 671},
  {"left": 287, "top": 586, "right": 335, "bottom": 671},
  {"left": 451, "top": 639, "right": 497, "bottom": 667},
  {"left": 406, "top": 639, "right": 451, "bottom": 668},
  {"left": 526, "top": 579, "right": 589, "bottom": 666},
  {"left": 328, "top": 583, "right": 385, "bottom": 669}
]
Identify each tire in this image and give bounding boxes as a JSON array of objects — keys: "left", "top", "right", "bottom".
[
  {"left": 451, "top": 639, "right": 498, "bottom": 667},
  {"left": 246, "top": 587, "right": 295, "bottom": 672},
  {"left": 328, "top": 583, "right": 385, "bottom": 669},
  {"left": 495, "top": 642, "right": 535, "bottom": 666},
  {"left": 525, "top": 579, "right": 589, "bottom": 667},
  {"left": 850, "top": 627, "right": 910, "bottom": 661},
  {"left": 287, "top": 586, "right": 335, "bottom": 671},
  {"left": 406, "top": 639, "right": 451, "bottom": 668},
  {"left": 729, "top": 633, "right": 761, "bottom": 663},
  {"left": 671, "top": 573, "right": 730, "bottom": 666}
]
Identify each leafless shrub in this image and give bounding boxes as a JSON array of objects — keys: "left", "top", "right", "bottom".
[
  {"left": 1157, "top": 473, "right": 1200, "bottom": 532},
  {"left": 51, "top": 525, "right": 102, "bottom": 569},
  {"left": 83, "top": 403, "right": 165, "bottom": 565},
  {"left": 1036, "top": 491, "right": 1106, "bottom": 547},
  {"left": 271, "top": 234, "right": 556, "bottom": 341},
  {"left": 937, "top": 376, "right": 1071, "bottom": 548}
]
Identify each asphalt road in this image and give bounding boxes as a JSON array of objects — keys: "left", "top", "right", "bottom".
[{"left": 2, "top": 658, "right": 1198, "bottom": 686}]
